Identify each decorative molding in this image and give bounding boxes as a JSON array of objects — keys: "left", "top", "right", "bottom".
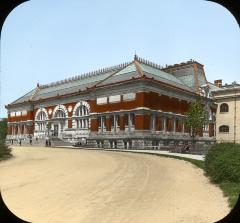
[
  {"left": 35, "top": 108, "right": 49, "bottom": 121},
  {"left": 52, "top": 105, "right": 68, "bottom": 118},
  {"left": 72, "top": 101, "right": 90, "bottom": 115}
]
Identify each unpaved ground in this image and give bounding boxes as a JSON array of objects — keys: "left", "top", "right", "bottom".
[{"left": 0, "top": 147, "right": 229, "bottom": 223}]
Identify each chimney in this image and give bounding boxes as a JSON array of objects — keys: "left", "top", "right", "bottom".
[{"left": 214, "top": 79, "right": 222, "bottom": 87}]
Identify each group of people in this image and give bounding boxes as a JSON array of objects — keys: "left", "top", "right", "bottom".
[{"left": 11, "top": 136, "right": 39, "bottom": 146}]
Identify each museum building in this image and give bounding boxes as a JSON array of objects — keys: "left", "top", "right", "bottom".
[{"left": 5, "top": 56, "right": 217, "bottom": 149}]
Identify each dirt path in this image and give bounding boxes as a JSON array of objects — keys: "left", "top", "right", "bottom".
[{"left": 0, "top": 147, "right": 229, "bottom": 223}]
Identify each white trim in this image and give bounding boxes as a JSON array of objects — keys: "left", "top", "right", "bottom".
[
  {"left": 35, "top": 108, "right": 49, "bottom": 121},
  {"left": 52, "top": 104, "right": 68, "bottom": 118},
  {"left": 73, "top": 101, "right": 90, "bottom": 115}
]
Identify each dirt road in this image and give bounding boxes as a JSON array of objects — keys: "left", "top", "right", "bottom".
[{"left": 0, "top": 147, "right": 229, "bottom": 223}]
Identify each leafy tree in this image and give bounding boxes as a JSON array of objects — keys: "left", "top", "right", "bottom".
[{"left": 184, "top": 100, "right": 209, "bottom": 146}]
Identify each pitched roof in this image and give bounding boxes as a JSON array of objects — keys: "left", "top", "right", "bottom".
[
  {"left": 8, "top": 56, "right": 205, "bottom": 107},
  {"left": 95, "top": 57, "right": 193, "bottom": 92},
  {"left": 8, "top": 63, "right": 130, "bottom": 105}
]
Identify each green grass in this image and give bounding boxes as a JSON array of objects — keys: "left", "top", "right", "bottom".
[
  {"left": 137, "top": 151, "right": 239, "bottom": 209},
  {"left": 220, "top": 182, "right": 240, "bottom": 208}
]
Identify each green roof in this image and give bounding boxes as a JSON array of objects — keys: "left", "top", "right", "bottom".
[{"left": 9, "top": 56, "right": 204, "bottom": 106}]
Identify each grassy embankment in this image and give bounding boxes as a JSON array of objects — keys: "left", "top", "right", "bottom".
[
  {"left": 0, "top": 119, "right": 12, "bottom": 161},
  {"left": 150, "top": 143, "right": 240, "bottom": 209}
]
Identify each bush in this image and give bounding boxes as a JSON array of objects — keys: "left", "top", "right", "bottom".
[
  {"left": 0, "top": 140, "right": 12, "bottom": 160},
  {"left": 205, "top": 143, "right": 240, "bottom": 183},
  {"left": 0, "top": 119, "right": 12, "bottom": 160}
]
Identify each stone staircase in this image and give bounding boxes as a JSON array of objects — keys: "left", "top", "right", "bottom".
[
  {"left": 8, "top": 137, "right": 72, "bottom": 148},
  {"left": 50, "top": 138, "right": 72, "bottom": 147}
]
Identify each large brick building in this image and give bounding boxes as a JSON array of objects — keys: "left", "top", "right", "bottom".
[{"left": 5, "top": 56, "right": 216, "bottom": 148}]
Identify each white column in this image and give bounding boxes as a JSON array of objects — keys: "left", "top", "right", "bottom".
[
  {"left": 128, "top": 114, "right": 131, "bottom": 132},
  {"left": 101, "top": 117, "right": 103, "bottom": 132},
  {"left": 114, "top": 115, "right": 116, "bottom": 132},
  {"left": 173, "top": 118, "right": 176, "bottom": 132},
  {"left": 152, "top": 115, "right": 156, "bottom": 131},
  {"left": 182, "top": 122, "right": 185, "bottom": 133},
  {"left": 162, "top": 117, "right": 166, "bottom": 132}
]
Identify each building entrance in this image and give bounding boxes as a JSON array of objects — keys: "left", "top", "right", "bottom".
[{"left": 54, "top": 124, "right": 59, "bottom": 137}]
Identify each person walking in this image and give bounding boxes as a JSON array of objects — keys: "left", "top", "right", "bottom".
[{"left": 18, "top": 138, "right": 21, "bottom": 146}]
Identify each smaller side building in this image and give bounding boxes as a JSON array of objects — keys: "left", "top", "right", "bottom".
[{"left": 211, "top": 80, "right": 240, "bottom": 143}]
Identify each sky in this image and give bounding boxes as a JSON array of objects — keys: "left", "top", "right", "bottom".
[{"left": 1, "top": 0, "right": 240, "bottom": 117}]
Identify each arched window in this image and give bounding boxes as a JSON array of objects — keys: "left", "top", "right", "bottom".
[
  {"left": 220, "top": 103, "right": 229, "bottom": 113},
  {"left": 75, "top": 105, "right": 89, "bottom": 129},
  {"left": 219, "top": 125, "right": 229, "bottom": 133},
  {"left": 36, "top": 111, "right": 47, "bottom": 131},
  {"left": 76, "top": 105, "right": 89, "bottom": 117},
  {"left": 54, "top": 109, "right": 66, "bottom": 118},
  {"left": 37, "top": 111, "right": 46, "bottom": 121}
]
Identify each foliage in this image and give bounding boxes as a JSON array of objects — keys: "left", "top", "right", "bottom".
[
  {"left": 0, "top": 118, "right": 12, "bottom": 160},
  {"left": 0, "top": 140, "right": 11, "bottom": 160},
  {"left": 205, "top": 143, "right": 240, "bottom": 183},
  {"left": 0, "top": 118, "right": 7, "bottom": 140},
  {"left": 205, "top": 143, "right": 240, "bottom": 208},
  {"left": 184, "top": 100, "right": 208, "bottom": 143}
]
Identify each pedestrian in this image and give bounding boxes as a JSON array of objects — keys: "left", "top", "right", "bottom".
[
  {"left": 45, "top": 139, "right": 49, "bottom": 147},
  {"left": 18, "top": 138, "right": 21, "bottom": 146},
  {"left": 36, "top": 137, "right": 38, "bottom": 143},
  {"left": 30, "top": 138, "right": 32, "bottom": 145}
]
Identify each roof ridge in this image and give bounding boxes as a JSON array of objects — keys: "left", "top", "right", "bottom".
[
  {"left": 30, "top": 86, "right": 41, "bottom": 101},
  {"left": 93, "top": 61, "right": 135, "bottom": 88},
  {"left": 40, "top": 62, "right": 132, "bottom": 89},
  {"left": 134, "top": 60, "right": 145, "bottom": 77},
  {"left": 135, "top": 55, "right": 164, "bottom": 70}
]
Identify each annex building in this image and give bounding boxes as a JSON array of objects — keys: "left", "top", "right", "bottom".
[
  {"left": 211, "top": 80, "right": 240, "bottom": 144},
  {"left": 6, "top": 56, "right": 217, "bottom": 149}
]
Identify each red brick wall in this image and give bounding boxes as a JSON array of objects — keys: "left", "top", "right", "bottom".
[{"left": 91, "top": 119, "right": 98, "bottom": 132}]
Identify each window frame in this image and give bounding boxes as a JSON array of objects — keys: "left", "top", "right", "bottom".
[
  {"left": 220, "top": 103, "right": 229, "bottom": 113},
  {"left": 219, "top": 125, "right": 229, "bottom": 133}
]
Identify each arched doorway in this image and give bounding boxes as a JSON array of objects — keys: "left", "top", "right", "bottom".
[{"left": 51, "top": 105, "right": 68, "bottom": 138}]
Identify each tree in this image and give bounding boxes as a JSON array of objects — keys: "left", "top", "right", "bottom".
[{"left": 184, "top": 100, "right": 209, "bottom": 146}]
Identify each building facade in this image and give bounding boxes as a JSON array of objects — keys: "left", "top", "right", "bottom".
[
  {"left": 211, "top": 80, "right": 240, "bottom": 143},
  {"left": 6, "top": 56, "right": 216, "bottom": 149}
]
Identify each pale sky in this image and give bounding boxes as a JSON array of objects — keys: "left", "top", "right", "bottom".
[{"left": 1, "top": 0, "right": 240, "bottom": 117}]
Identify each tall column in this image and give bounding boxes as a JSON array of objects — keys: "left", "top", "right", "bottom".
[
  {"left": 128, "top": 114, "right": 131, "bottom": 132},
  {"left": 182, "top": 122, "right": 185, "bottom": 133},
  {"left": 100, "top": 117, "right": 103, "bottom": 132},
  {"left": 114, "top": 115, "right": 117, "bottom": 132},
  {"left": 152, "top": 115, "right": 156, "bottom": 131},
  {"left": 162, "top": 117, "right": 166, "bottom": 132},
  {"left": 173, "top": 118, "right": 176, "bottom": 132}
]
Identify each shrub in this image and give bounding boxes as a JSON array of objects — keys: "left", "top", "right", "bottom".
[
  {"left": 0, "top": 140, "right": 12, "bottom": 160},
  {"left": 0, "top": 119, "right": 12, "bottom": 160},
  {"left": 205, "top": 143, "right": 240, "bottom": 183}
]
